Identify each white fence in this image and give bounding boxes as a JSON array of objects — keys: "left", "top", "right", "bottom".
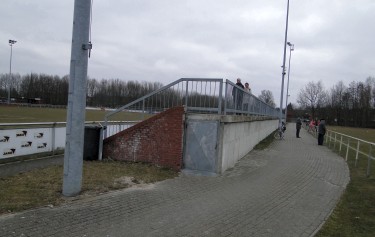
[
  {"left": 0, "top": 123, "right": 66, "bottom": 159},
  {"left": 0, "top": 121, "right": 138, "bottom": 160},
  {"left": 324, "top": 130, "right": 375, "bottom": 177}
]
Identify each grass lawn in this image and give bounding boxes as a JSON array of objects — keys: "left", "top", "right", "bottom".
[
  {"left": 316, "top": 126, "right": 375, "bottom": 237},
  {"left": 0, "top": 105, "right": 148, "bottom": 123},
  {"left": 0, "top": 161, "right": 177, "bottom": 214}
]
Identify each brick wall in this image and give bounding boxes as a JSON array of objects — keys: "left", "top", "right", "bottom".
[{"left": 103, "top": 106, "right": 184, "bottom": 171}]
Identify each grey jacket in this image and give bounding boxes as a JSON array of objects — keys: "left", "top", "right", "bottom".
[
  {"left": 318, "top": 120, "right": 326, "bottom": 135},
  {"left": 296, "top": 118, "right": 302, "bottom": 129}
]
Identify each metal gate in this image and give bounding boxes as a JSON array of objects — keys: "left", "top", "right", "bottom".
[{"left": 183, "top": 120, "right": 219, "bottom": 173}]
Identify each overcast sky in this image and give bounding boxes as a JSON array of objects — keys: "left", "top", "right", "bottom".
[{"left": 1, "top": 0, "right": 374, "bottom": 106}]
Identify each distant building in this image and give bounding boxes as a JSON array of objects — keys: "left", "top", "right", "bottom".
[
  {"left": 15, "top": 97, "right": 43, "bottom": 104},
  {"left": 27, "top": 98, "right": 43, "bottom": 104}
]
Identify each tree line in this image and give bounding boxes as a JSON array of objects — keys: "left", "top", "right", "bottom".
[
  {"left": 0, "top": 73, "right": 163, "bottom": 107},
  {"left": 294, "top": 76, "right": 375, "bottom": 128},
  {"left": 0, "top": 73, "right": 278, "bottom": 109},
  {"left": 4, "top": 72, "right": 375, "bottom": 128}
]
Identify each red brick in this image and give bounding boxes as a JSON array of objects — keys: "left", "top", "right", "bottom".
[{"left": 103, "top": 106, "right": 184, "bottom": 171}]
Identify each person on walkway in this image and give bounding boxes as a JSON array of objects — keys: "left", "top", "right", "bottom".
[
  {"left": 244, "top": 82, "right": 251, "bottom": 94},
  {"left": 232, "top": 78, "right": 244, "bottom": 113},
  {"left": 243, "top": 82, "right": 251, "bottom": 112},
  {"left": 308, "top": 119, "right": 315, "bottom": 132},
  {"left": 296, "top": 117, "right": 302, "bottom": 138},
  {"left": 318, "top": 118, "right": 326, "bottom": 145}
]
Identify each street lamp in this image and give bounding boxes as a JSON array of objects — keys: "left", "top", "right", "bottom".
[
  {"left": 279, "top": 0, "right": 290, "bottom": 131},
  {"left": 8, "top": 39, "right": 17, "bottom": 104},
  {"left": 285, "top": 42, "right": 294, "bottom": 122}
]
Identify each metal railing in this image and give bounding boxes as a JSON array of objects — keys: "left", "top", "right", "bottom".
[
  {"left": 325, "top": 129, "right": 375, "bottom": 177},
  {"left": 100, "top": 78, "right": 281, "bottom": 160},
  {"left": 104, "top": 78, "right": 279, "bottom": 136},
  {"left": 225, "top": 79, "right": 279, "bottom": 117}
]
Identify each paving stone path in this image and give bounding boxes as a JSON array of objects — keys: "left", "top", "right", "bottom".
[{"left": 0, "top": 124, "right": 350, "bottom": 237}]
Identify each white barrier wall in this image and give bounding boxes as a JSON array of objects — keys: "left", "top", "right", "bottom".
[
  {"left": 0, "top": 127, "right": 66, "bottom": 159},
  {"left": 0, "top": 123, "right": 136, "bottom": 160}
]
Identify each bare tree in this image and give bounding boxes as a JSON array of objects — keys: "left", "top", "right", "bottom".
[
  {"left": 258, "top": 90, "right": 276, "bottom": 108},
  {"left": 297, "top": 81, "right": 327, "bottom": 120},
  {"left": 329, "top": 81, "right": 347, "bottom": 125}
]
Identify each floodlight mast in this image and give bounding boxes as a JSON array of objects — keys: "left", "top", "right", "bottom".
[
  {"left": 278, "top": 0, "right": 290, "bottom": 132},
  {"left": 285, "top": 42, "right": 294, "bottom": 122},
  {"left": 63, "top": 0, "right": 92, "bottom": 197},
  {"left": 8, "top": 39, "right": 17, "bottom": 104}
]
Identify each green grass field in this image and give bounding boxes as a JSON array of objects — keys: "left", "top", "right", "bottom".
[
  {"left": 0, "top": 105, "right": 149, "bottom": 123},
  {"left": 316, "top": 126, "right": 375, "bottom": 237}
]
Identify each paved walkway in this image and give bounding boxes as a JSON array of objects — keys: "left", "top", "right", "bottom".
[{"left": 0, "top": 124, "right": 350, "bottom": 237}]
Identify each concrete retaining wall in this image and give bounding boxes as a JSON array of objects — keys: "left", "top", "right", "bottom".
[
  {"left": 103, "top": 109, "right": 278, "bottom": 174},
  {"left": 185, "top": 114, "right": 278, "bottom": 174},
  {"left": 220, "top": 118, "right": 278, "bottom": 172}
]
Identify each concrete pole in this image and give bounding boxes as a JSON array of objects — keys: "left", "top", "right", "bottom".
[
  {"left": 279, "top": 0, "right": 290, "bottom": 130},
  {"left": 63, "top": 0, "right": 92, "bottom": 197}
]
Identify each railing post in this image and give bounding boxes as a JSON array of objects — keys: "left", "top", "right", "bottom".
[
  {"left": 98, "top": 123, "right": 104, "bottom": 161},
  {"left": 224, "top": 80, "right": 228, "bottom": 115},
  {"left": 327, "top": 131, "right": 331, "bottom": 148},
  {"left": 334, "top": 133, "right": 337, "bottom": 150},
  {"left": 367, "top": 144, "right": 372, "bottom": 177},
  {"left": 104, "top": 117, "right": 108, "bottom": 139},
  {"left": 218, "top": 79, "right": 223, "bottom": 114},
  {"left": 345, "top": 137, "right": 350, "bottom": 161},
  {"left": 52, "top": 122, "right": 56, "bottom": 155},
  {"left": 355, "top": 140, "right": 360, "bottom": 167},
  {"left": 339, "top": 135, "right": 343, "bottom": 153},
  {"left": 185, "top": 80, "right": 189, "bottom": 111},
  {"left": 142, "top": 99, "right": 145, "bottom": 120}
]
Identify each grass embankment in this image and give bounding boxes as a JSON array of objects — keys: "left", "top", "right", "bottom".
[
  {"left": 0, "top": 106, "right": 176, "bottom": 215},
  {"left": 0, "top": 161, "right": 177, "bottom": 214},
  {"left": 316, "top": 126, "right": 375, "bottom": 237}
]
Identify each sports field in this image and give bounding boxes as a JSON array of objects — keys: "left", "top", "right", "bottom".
[{"left": 0, "top": 105, "right": 146, "bottom": 123}]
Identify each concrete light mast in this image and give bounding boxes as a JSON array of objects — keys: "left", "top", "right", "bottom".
[{"left": 63, "top": 0, "right": 92, "bottom": 196}]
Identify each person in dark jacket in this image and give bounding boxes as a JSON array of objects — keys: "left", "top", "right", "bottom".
[
  {"left": 296, "top": 117, "right": 302, "bottom": 138},
  {"left": 318, "top": 118, "right": 326, "bottom": 145},
  {"left": 232, "top": 78, "right": 244, "bottom": 112}
]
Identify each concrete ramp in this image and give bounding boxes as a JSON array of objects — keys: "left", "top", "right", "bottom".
[{"left": 0, "top": 123, "right": 350, "bottom": 236}]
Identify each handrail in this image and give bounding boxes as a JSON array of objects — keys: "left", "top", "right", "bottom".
[
  {"left": 325, "top": 129, "right": 375, "bottom": 177},
  {"left": 100, "top": 78, "right": 281, "bottom": 160},
  {"left": 0, "top": 121, "right": 104, "bottom": 127},
  {"left": 327, "top": 130, "right": 375, "bottom": 146},
  {"left": 105, "top": 78, "right": 223, "bottom": 119}
]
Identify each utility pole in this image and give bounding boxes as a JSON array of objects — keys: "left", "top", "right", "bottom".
[
  {"left": 279, "top": 0, "right": 290, "bottom": 130},
  {"left": 63, "top": 0, "right": 92, "bottom": 196}
]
